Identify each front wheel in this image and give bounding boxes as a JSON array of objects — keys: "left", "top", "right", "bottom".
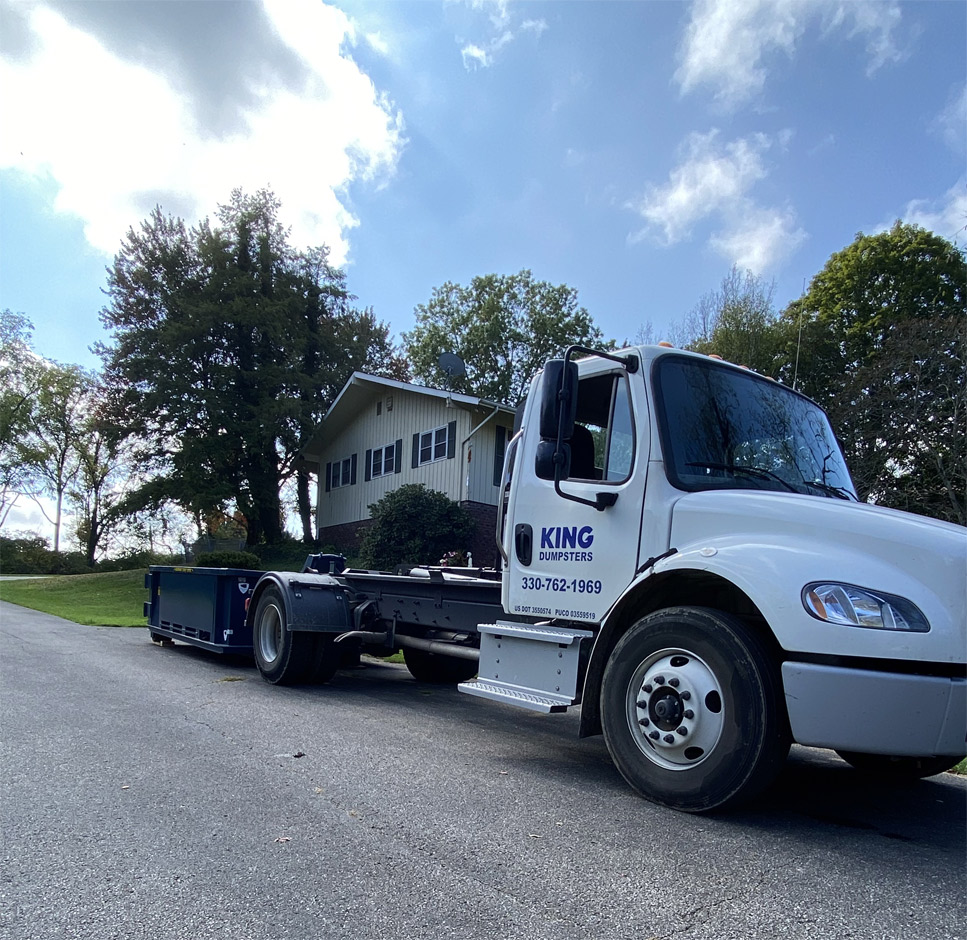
[
  {"left": 252, "top": 586, "right": 325, "bottom": 685},
  {"left": 601, "top": 606, "right": 789, "bottom": 813},
  {"left": 835, "top": 751, "right": 964, "bottom": 779}
]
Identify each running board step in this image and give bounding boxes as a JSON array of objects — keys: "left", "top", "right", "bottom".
[{"left": 458, "top": 621, "right": 594, "bottom": 713}]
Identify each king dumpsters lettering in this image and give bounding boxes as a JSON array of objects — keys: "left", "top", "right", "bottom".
[{"left": 539, "top": 525, "right": 594, "bottom": 562}]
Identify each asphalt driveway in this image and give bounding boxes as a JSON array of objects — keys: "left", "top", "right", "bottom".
[{"left": 1, "top": 601, "right": 964, "bottom": 940}]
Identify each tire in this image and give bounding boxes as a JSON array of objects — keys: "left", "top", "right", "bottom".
[
  {"left": 402, "top": 646, "right": 478, "bottom": 684},
  {"left": 309, "top": 635, "right": 341, "bottom": 684},
  {"left": 601, "top": 606, "right": 789, "bottom": 813},
  {"left": 835, "top": 751, "right": 964, "bottom": 779},
  {"left": 252, "top": 585, "right": 321, "bottom": 685}
]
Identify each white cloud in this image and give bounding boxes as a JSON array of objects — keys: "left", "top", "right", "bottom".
[
  {"left": 630, "top": 130, "right": 771, "bottom": 243},
  {"left": 0, "top": 1, "right": 404, "bottom": 264},
  {"left": 461, "top": 42, "right": 492, "bottom": 70},
  {"left": 898, "top": 181, "right": 967, "bottom": 243},
  {"left": 709, "top": 205, "right": 806, "bottom": 271},
  {"left": 454, "top": 0, "right": 545, "bottom": 70},
  {"left": 934, "top": 84, "right": 967, "bottom": 154},
  {"left": 521, "top": 19, "right": 549, "bottom": 38},
  {"left": 629, "top": 129, "right": 803, "bottom": 274},
  {"left": 676, "top": 0, "right": 905, "bottom": 108}
]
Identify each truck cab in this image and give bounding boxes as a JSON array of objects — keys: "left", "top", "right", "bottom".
[{"left": 479, "top": 344, "right": 965, "bottom": 809}]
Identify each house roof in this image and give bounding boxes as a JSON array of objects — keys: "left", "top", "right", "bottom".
[{"left": 300, "top": 372, "right": 514, "bottom": 464}]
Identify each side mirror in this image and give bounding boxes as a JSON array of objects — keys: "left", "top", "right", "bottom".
[
  {"left": 535, "top": 440, "right": 571, "bottom": 481},
  {"left": 539, "top": 359, "right": 578, "bottom": 441}
]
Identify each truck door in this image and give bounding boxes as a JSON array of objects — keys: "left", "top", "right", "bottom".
[{"left": 503, "top": 355, "right": 646, "bottom": 624}]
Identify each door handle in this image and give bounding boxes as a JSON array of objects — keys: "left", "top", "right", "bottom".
[{"left": 514, "top": 523, "right": 533, "bottom": 566}]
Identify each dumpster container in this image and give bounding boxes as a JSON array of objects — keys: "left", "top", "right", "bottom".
[{"left": 144, "top": 566, "right": 261, "bottom": 654}]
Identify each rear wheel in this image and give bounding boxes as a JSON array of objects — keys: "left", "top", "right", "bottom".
[
  {"left": 252, "top": 586, "right": 322, "bottom": 685},
  {"left": 402, "top": 646, "right": 478, "bottom": 683},
  {"left": 601, "top": 606, "right": 789, "bottom": 813},
  {"left": 835, "top": 751, "right": 964, "bottom": 779}
]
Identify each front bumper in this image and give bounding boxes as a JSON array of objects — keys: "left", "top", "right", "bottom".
[{"left": 782, "top": 662, "right": 967, "bottom": 757}]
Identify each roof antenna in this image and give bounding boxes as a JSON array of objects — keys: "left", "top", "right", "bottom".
[
  {"left": 438, "top": 352, "right": 466, "bottom": 408},
  {"left": 793, "top": 278, "right": 806, "bottom": 391}
]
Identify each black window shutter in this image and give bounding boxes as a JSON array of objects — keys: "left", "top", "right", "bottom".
[
  {"left": 394, "top": 439, "right": 403, "bottom": 474},
  {"left": 325, "top": 462, "right": 332, "bottom": 493},
  {"left": 446, "top": 420, "right": 457, "bottom": 459},
  {"left": 493, "top": 425, "right": 506, "bottom": 486},
  {"left": 412, "top": 433, "right": 420, "bottom": 468},
  {"left": 350, "top": 453, "right": 358, "bottom": 485},
  {"left": 365, "top": 449, "right": 372, "bottom": 482}
]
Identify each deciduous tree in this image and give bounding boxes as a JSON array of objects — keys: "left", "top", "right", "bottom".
[
  {"left": 776, "top": 222, "right": 966, "bottom": 522},
  {"left": 405, "top": 270, "right": 608, "bottom": 404},
  {"left": 99, "top": 189, "right": 404, "bottom": 546},
  {"left": 684, "top": 266, "right": 782, "bottom": 375}
]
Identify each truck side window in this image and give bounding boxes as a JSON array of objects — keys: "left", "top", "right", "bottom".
[{"left": 569, "top": 372, "right": 634, "bottom": 483}]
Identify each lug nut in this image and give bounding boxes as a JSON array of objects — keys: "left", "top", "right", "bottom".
[
  {"left": 638, "top": 718, "right": 650, "bottom": 727},
  {"left": 643, "top": 684, "right": 653, "bottom": 694},
  {"left": 654, "top": 675, "right": 666, "bottom": 685},
  {"left": 649, "top": 731, "right": 660, "bottom": 740},
  {"left": 636, "top": 699, "right": 648, "bottom": 709},
  {"left": 680, "top": 691, "right": 691, "bottom": 701},
  {"left": 684, "top": 709, "right": 694, "bottom": 720},
  {"left": 663, "top": 734, "right": 675, "bottom": 744},
  {"left": 676, "top": 726, "right": 688, "bottom": 736},
  {"left": 669, "top": 677, "right": 680, "bottom": 687}
]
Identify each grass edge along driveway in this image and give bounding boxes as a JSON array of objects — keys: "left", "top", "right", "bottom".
[{"left": 0, "top": 569, "right": 148, "bottom": 627}]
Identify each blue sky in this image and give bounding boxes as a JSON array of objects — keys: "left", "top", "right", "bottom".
[{"left": 1, "top": 0, "right": 964, "bottom": 376}]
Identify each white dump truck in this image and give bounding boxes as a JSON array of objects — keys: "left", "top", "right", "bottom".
[{"left": 146, "top": 344, "right": 966, "bottom": 811}]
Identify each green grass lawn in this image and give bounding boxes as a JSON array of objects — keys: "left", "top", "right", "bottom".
[{"left": 0, "top": 569, "right": 148, "bottom": 627}]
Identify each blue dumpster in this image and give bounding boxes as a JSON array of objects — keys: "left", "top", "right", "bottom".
[{"left": 144, "top": 566, "right": 262, "bottom": 654}]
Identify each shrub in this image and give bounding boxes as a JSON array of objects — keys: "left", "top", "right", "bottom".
[
  {"left": 98, "top": 550, "right": 185, "bottom": 572},
  {"left": 358, "top": 484, "right": 475, "bottom": 571},
  {"left": 0, "top": 535, "right": 52, "bottom": 574},
  {"left": 194, "top": 550, "right": 262, "bottom": 570},
  {"left": 0, "top": 536, "right": 93, "bottom": 575}
]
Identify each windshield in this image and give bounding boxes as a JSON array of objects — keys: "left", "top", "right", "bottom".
[{"left": 653, "top": 355, "right": 857, "bottom": 500}]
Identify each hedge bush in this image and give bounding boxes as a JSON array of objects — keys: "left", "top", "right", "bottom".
[
  {"left": 358, "top": 484, "right": 475, "bottom": 571},
  {"left": 193, "top": 550, "right": 262, "bottom": 570}
]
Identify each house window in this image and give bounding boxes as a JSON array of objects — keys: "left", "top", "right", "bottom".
[
  {"left": 420, "top": 425, "right": 449, "bottom": 464},
  {"left": 411, "top": 421, "right": 456, "bottom": 468},
  {"left": 326, "top": 454, "right": 357, "bottom": 491},
  {"left": 366, "top": 439, "right": 403, "bottom": 482},
  {"left": 371, "top": 442, "right": 395, "bottom": 477}
]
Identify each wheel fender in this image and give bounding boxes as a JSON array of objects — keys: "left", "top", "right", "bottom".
[{"left": 247, "top": 572, "right": 352, "bottom": 633}]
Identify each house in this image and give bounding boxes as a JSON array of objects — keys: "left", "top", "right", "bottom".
[{"left": 300, "top": 373, "right": 517, "bottom": 565}]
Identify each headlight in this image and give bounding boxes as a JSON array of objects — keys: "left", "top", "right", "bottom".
[{"left": 802, "top": 582, "right": 929, "bottom": 632}]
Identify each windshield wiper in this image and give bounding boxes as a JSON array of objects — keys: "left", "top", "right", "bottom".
[
  {"left": 800, "top": 479, "right": 857, "bottom": 501},
  {"left": 686, "top": 461, "right": 798, "bottom": 493}
]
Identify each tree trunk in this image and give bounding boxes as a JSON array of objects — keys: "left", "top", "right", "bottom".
[{"left": 296, "top": 467, "right": 314, "bottom": 543}]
